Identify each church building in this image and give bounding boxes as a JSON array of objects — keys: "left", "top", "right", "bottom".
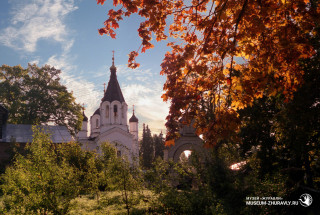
[{"left": 76, "top": 55, "right": 139, "bottom": 163}]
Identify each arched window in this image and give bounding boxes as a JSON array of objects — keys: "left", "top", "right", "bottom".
[
  {"left": 106, "top": 105, "right": 109, "bottom": 118},
  {"left": 114, "top": 105, "right": 118, "bottom": 117},
  {"left": 96, "top": 119, "right": 99, "bottom": 128}
]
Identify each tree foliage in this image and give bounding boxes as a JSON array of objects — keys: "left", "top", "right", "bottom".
[
  {"left": 97, "top": 0, "right": 320, "bottom": 145},
  {"left": 140, "top": 124, "right": 154, "bottom": 169},
  {"left": 108, "top": 154, "right": 143, "bottom": 214},
  {"left": 56, "top": 141, "right": 103, "bottom": 197},
  {"left": 0, "top": 129, "right": 144, "bottom": 214},
  {"left": 0, "top": 64, "right": 83, "bottom": 135},
  {"left": 154, "top": 131, "right": 165, "bottom": 159},
  {"left": 1, "top": 127, "right": 80, "bottom": 214},
  {"left": 235, "top": 54, "right": 320, "bottom": 214}
]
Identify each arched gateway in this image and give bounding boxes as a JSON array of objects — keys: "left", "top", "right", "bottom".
[{"left": 164, "top": 124, "right": 206, "bottom": 162}]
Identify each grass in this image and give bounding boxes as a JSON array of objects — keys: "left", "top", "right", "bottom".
[
  {"left": 0, "top": 190, "right": 159, "bottom": 214},
  {"left": 69, "top": 190, "right": 158, "bottom": 215}
]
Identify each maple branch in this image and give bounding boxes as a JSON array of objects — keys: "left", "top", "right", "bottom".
[
  {"left": 227, "top": 0, "right": 248, "bottom": 106},
  {"left": 234, "top": 0, "right": 248, "bottom": 36},
  {"left": 171, "top": 0, "right": 207, "bottom": 15},
  {"left": 206, "top": 0, "right": 229, "bottom": 58}
]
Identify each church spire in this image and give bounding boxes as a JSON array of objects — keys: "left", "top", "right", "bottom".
[
  {"left": 112, "top": 50, "right": 115, "bottom": 66},
  {"left": 101, "top": 51, "right": 125, "bottom": 103},
  {"left": 110, "top": 50, "right": 116, "bottom": 71}
]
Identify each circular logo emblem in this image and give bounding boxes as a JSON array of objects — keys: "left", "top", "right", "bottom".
[{"left": 299, "top": 193, "right": 313, "bottom": 207}]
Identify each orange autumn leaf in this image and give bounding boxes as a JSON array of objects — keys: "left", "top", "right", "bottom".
[
  {"left": 165, "top": 139, "right": 175, "bottom": 147},
  {"left": 98, "top": 28, "right": 107, "bottom": 36},
  {"left": 96, "top": 0, "right": 105, "bottom": 5}
]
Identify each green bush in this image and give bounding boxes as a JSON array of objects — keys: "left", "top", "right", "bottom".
[{"left": 1, "top": 127, "right": 80, "bottom": 214}]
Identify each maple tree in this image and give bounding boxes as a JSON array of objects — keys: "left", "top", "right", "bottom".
[{"left": 97, "top": 0, "right": 320, "bottom": 146}]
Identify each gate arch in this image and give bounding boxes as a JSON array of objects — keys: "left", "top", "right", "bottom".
[{"left": 164, "top": 124, "right": 206, "bottom": 162}]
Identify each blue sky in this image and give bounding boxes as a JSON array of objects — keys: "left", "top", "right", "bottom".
[{"left": 0, "top": 0, "right": 170, "bottom": 135}]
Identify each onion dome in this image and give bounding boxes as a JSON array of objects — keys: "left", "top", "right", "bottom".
[{"left": 129, "top": 109, "right": 138, "bottom": 123}]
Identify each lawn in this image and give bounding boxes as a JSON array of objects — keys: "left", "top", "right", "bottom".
[
  {"left": 69, "top": 190, "right": 158, "bottom": 215},
  {"left": 0, "top": 190, "right": 158, "bottom": 215}
]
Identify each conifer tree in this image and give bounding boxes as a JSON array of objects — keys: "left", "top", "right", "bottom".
[
  {"left": 140, "top": 124, "right": 154, "bottom": 169},
  {"left": 154, "top": 131, "right": 164, "bottom": 159}
]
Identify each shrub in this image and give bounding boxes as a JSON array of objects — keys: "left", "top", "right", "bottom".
[{"left": 1, "top": 127, "right": 80, "bottom": 214}]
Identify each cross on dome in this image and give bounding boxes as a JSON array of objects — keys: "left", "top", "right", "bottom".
[
  {"left": 129, "top": 104, "right": 138, "bottom": 123},
  {"left": 81, "top": 103, "right": 88, "bottom": 121},
  {"left": 102, "top": 51, "right": 125, "bottom": 103},
  {"left": 112, "top": 50, "right": 115, "bottom": 66},
  {"left": 110, "top": 50, "right": 116, "bottom": 70}
]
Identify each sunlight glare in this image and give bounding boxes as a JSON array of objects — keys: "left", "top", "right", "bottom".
[
  {"left": 184, "top": 150, "right": 192, "bottom": 158},
  {"left": 230, "top": 161, "right": 246, "bottom": 170}
]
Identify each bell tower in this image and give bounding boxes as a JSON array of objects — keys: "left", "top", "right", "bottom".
[
  {"left": 85, "top": 51, "right": 141, "bottom": 164},
  {"left": 99, "top": 51, "right": 128, "bottom": 133},
  {"left": 129, "top": 105, "right": 139, "bottom": 141}
]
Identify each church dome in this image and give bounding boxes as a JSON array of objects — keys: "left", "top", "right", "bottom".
[{"left": 129, "top": 112, "right": 138, "bottom": 123}]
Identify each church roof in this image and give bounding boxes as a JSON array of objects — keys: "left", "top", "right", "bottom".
[
  {"left": 129, "top": 112, "right": 138, "bottom": 123},
  {"left": 101, "top": 57, "right": 125, "bottom": 103},
  {"left": 2, "top": 124, "right": 72, "bottom": 143},
  {"left": 93, "top": 108, "right": 100, "bottom": 115}
]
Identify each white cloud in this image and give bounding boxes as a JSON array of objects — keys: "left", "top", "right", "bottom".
[
  {"left": 123, "top": 83, "right": 169, "bottom": 135},
  {"left": 46, "top": 51, "right": 101, "bottom": 120},
  {"left": 117, "top": 65, "right": 153, "bottom": 77},
  {"left": 114, "top": 64, "right": 169, "bottom": 134},
  {"left": 122, "top": 84, "right": 153, "bottom": 101},
  {"left": 29, "top": 59, "right": 40, "bottom": 65},
  {"left": 0, "top": 0, "right": 77, "bottom": 52},
  {"left": 93, "top": 64, "right": 153, "bottom": 79},
  {"left": 1, "top": 0, "right": 169, "bottom": 136},
  {"left": 85, "top": 63, "right": 169, "bottom": 134},
  {"left": 61, "top": 72, "right": 101, "bottom": 117},
  {"left": 48, "top": 54, "right": 168, "bottom": 135},
  {"left": 46, "top": 40, "right": 75, "bottom": 71},
  {"left": 2, "top": 0, "right": 94, "bottom": 114}
]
